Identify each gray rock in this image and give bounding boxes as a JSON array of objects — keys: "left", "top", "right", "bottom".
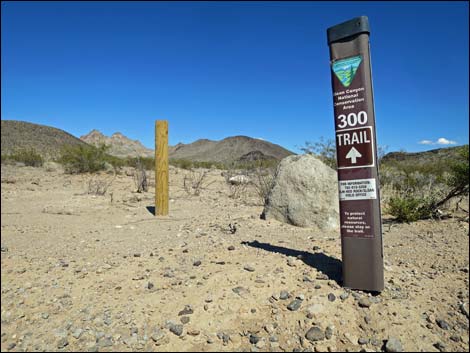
[
  {"left": 151, "top": 329, "right": 166, "bottom": 343},
  {"left": 147, "top": 282, "right": 154, "bottom": 290},
  {"left": 287, "top": 299, "right": 302, "bottom": 311},
  {"left": 328, "top": 293, "right": 336, "bottom": 302},
  {"left": 385, "top": 337, "right": 403, "bottom": 352},
  {"left": 57, "top": 338, "right": 69, "bottom": 349},
  {"left": 459, "top": 303, "right": 469, "bottom": 318},
  {"left": 279, "top": 290, "right": 290, "bottom": 300},
  {"left": 72, "top": 328, "right": 83, "bottom": 339},
  {"left": 249, "top": 334, "right": 260, "bottom": 344},
  {"left": 41, "top": 312, "right": 49, "bottom": 319},
  {"left": 261, "top": 154, "right": 339, "bottom": 230},
  {"left": 433, "top": 342, "right": 446, "bottom": 352},
  {"left": 228, "top": 246, "right": 235, "bottom": 251},
  {"left": 178, "top": 305, "right": 194, "bottom": 316},
  {"left": 436, "top": 319, "right": 450, "bottom": 330},
  {"left": 244, "top": 265, "right": 255, "bottom": 272},
  {"left": 358, "top": 297, "right": 372, "bottom": 308},
  {"left": 325, "top": 325, "right": 334, "bottom": 339},
  {"left": 217, "top": 332, "right": 230, "bottom": 344},
  {"left": 340, "top": 292, "right": 349, "bottom": 301},
  {"left": 169, "top": 324, "right": 183, "bottom": 336},
  {"left": 180, "top": 316, "right": 190, "bottom": 324},
  {"left": 193, "top": 260, "right": 202, "bottom": 266},
  {"left": 305, "top": 326, "right": 325, "bottom": 342},
  {"left": 358, "top": 337, "right": 369, "bottom": 345}
]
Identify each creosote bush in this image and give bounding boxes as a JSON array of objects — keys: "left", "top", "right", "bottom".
[
  {"left": 58, "top": 144, "right": 109, "bottom": 174},
  {"left": 2, "top": 148, "right": 44, "bottom": 167}
]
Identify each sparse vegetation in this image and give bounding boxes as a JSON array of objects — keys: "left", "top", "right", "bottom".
[
  {"left": 58, "top": 144, "right": 110, "bottom": 174},
  {"left": 183, "top": 169, "right": 213, "bottom": 196},
  {"left": 86, "top": 174, "right": 115, "bottom": 196},
  {"left": 1, "top": 148, "right": 44, "bottom": 167},
  {"left": 133, "top": 158, "right": 148, "bottom": 193}
]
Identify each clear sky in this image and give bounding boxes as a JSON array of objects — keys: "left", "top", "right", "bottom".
[{"left": 2, "top": 1, "right": 469, "bottom": 153}]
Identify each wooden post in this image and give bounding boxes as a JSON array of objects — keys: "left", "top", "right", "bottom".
[{"left": 155, "top": 120, "right": 169, "bottom": 216}]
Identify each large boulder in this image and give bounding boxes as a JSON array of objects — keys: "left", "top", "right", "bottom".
[{"left": 261, "top": 154, "right": 339, "bottom": 230}]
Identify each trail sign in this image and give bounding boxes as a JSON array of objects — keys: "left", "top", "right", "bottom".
[{"left": 327, "top": 16, "right": 384, "bottom": 292}]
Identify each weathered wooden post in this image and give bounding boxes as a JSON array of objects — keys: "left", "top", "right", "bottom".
[
  {"left": 327, "top": 16, "right": 384, "bottom": 292},
  {"left": 155, "top": 120, "right": 169, "bottom": 216}
]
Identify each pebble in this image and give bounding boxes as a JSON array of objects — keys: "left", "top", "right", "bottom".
[
  {"left": 358, "top": 297, "right": 372, "bottom": 308},
  {"left": 327, "top": 293, "right": 336, "bottom": 302},
  {"left": 178, "top": 305, "right": 194, "bottom": 316},
  {"left": 385, "top": 337, "right": 403, "bottom": 352},
  {"left": 287, "top": 258, "right": 297, "bottom": 267},
  {"left": 147, "top": 282, "right": 154, "bottom": 290},
  {"left": 217, "top": 332, "right": 230, "bottom": 345},
  {"left": 279, "top": 290, "right": 290, "bottom": 300},
  {"left": 151, "top": 328, "right": 165, "bottom": 342},
  {"left": 287, "top": 299, "right": 302, "bottom": 311},
  {"left": 433, "top": 342, "right": 446, "bottom": 352},
  {"left": 256, "top": 340, "right": 266, "bottom": 349},
  {"left": 228, "top": 246, "right": 235, "bottom": 251},
  {"left": 244, "top": 265, "right": 255, "bottom": 272},
  {"left": 180, "top": 316, "right": 190, "bottom": 324},
  {"left": 436, "top": 319, "right": 450, "bottom": 330},
  {"left": 41, "top": 313, "right": 49, "bottom": 319},
  {"left": 325, "top": 325, "right": 334, "bottom": 339},
  {"left": 305, "top": 326, "right": 325, "bottom": 342},
  {"left": 340, "top": 292, "right": 349, "bottom": 301},
  {"left": 459, "top": 303, "right": 469, "bottom": 318},
  {"left": 57, "top": 338, "right": 69, "bottom": 349},
  {"left": 193, "top": 260, "right": 202, "bottom": 266},
  {"left": 358, "top": 337, "right": 369, "bottom": 345},
  {"left": 72, "top": 328, "right": 83, "bottom": 339},
  {"left": 133, "top": 253, "right": 141, "bottom": 257},
  {"left": 169, "top": 324, "right": 183, "bottom": 336},
  {"left": 249, "top": 334, "right": 260, "bottom": 344}
]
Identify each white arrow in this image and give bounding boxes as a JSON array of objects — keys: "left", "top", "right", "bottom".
[{"left": 346, "top": 147, "right": 362, "bottom": 164}]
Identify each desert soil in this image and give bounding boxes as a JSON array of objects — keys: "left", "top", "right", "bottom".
[{"left": 1, "top": 164, "right": 469, "bottom": 352}]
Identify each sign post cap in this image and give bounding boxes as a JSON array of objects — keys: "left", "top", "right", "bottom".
[{"left": 327, "top": 16, "right": 370, "bottom": 45}]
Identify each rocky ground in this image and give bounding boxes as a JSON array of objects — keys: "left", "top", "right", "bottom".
[{"left": 1, "top": 164, "right": 469, "bottom": 352}]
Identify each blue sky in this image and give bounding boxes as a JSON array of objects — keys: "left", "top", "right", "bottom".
[{"left": 2, "top": 1, "right": 469, "bottom": 153}]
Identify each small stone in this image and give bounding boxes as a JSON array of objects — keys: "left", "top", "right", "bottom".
[
  {"left": 279, "top": 290, "right": 290, "bottom": 300},
  {"left": 187, "top": 329, "right": 200, "bottom": 336},
  {"left": 249, "top": 334, "right": 260, "bottom": 344},
  {"left": 178, "top": 305, "right": 194, "bottom": 316},
  {"left": 264, "top": 324, "right": 275, "bottom": 334},
  {"left": 312, "top": 246, "right": 321, "bottom": 251},
  {"left": 151, "top": 328, "right": 165, "bottom": 342},
  {"left": 370, "top": 337, "right": 382, "bottom": 347},
  {"left": 7, "top": 343, "right": 16, "bottom": 350},
  {"left": 358, "top": 337, "right": 369, "bottom": 345},
  {"left": 358, "top": 297, "right": 372, "bottom": 308},
  {"left": 193, "top": 260, "right": 201, "bottom": 266},
  {"left": 287, "top": 299, "right": 302, "bottom": 311},
  {"left": 169, "top": 324, "right": 183, "bottom": 336},
  {"left": 287, "top": 258, "right": 296, "bottom": 267},
  {"left": 57, "top": 338, "right": 69, "bottom": 349},
  {"left": 460, "top": 303, "right": 469, "bottom": 318},
  {"left": 436, "top": 319, "right": 450, "bottom": 330},
  {"left": 305, "top": 326, "right": 325, "bottom": 342},
  {"left": 72, "top": 328, "right": 83, "bottom": 339},
  {"left": 433, "top": 342, "right": 446, "bottom": 352},
  {"left": 228, "top": 246, "right": 235, "bottom": 251},
  {"left": 340, "top": 292, "right": 349, "bottom": 301},
  {"left": 41, "top": 313, "right": 49, "bottom": 319},
  {"left": 147, "top": 282, "right": 154, "bottom": 290},
  {"left": 325, "top": 325, "right": 334, "bottom": 340},
  {"left": 180, "top": 316, "right": 190, "bottom": 324},
  {"left": 328, "top": 293, "right": 336, "bottom": 302},
  {"left": 450, "top": 335, "right": 460, "bottom": 342},
  {"left": 385, "top": 337, "right": 403, "bottom": 352},
  {"left": 133, "top": 253, "right": 141, "bottom": 257},
  {"left": 217, "top": 332, "right": 230, "bottom": 345},
  {"left": 244, "top": 265, "right": 255, "bottom": 272},
  {"left": 269, "top": 335, "right": 279, "bottom": 342}
]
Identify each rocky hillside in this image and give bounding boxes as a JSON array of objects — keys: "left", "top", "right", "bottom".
[
  {"left": 1, "top": 120, "right": 89, "bottom": 159},
  {"left": 80, "top": 130, "right": 154, "bottom": 158},
  {"left": 169, "top": 136, "right": 294, "bottom": 163},
  {"left": 382, "top": 145, "right": 467, "bottom": 165}
]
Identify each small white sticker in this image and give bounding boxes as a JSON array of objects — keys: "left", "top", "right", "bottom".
[{"left": 339, "top": 178, "right": 377, "bottom": 201}]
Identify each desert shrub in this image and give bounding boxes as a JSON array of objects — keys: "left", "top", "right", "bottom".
[
  {"left": 300, "top": 137, "right": 337, "bottom": 169},
  {"left": 58, "top": 144, "right": 109, "bottom": 174},
  {"left": 387, "top": 195, "right": 435, "bottom": 222},
  {"left": 183, "top": 169, "right": 214, "bottom": 196},
  {"left": 249, "top": 166, "right": 276, "bottom": 206},
  {"left": 133, "top": 158, "right": 148, "bottom": 193},
  {"left": 6, "top": 148, "right": 44, "bottom": 167},
  {"left": 87, "top": 175, "right": 115, "bottom": 196},
  {"left": 170, "top": 159, "right": 193, "bottom": 170},
  {"left": 125, "top": 156, "right": 155, "bottom": 171}
]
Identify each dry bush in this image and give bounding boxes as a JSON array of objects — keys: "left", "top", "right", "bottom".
[
  {"left": 249, "top": 166, "right": 276, "bottom": 206},
  {"left": 133, "top": 159, "right": 148, "bottom": 193},
  {"left": 87, "top": 174, "right": 115, "bottom": 196},
  {"left": 183, "top": 169, "right": 213, "bottom": 196}
]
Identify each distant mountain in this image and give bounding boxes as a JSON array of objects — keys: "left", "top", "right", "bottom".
[
  {"left": 80, "top": 129, "right": 154, "bottom": 158},
  {"left": 1, "top": 120, "right": 89, "bottom": 158},
  {"left": 168, "top": 135, "right": 294, "bottom": 163}
]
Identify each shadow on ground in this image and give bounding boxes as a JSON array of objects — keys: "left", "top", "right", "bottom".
[
  {"left": 146, "top": 206, "right": 155, "bottom": 216},
  {"left": 241, "top": 240, "right": 342, "bottom": 285}
]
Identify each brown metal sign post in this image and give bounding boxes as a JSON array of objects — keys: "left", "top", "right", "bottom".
[{"left": 327, "top": 16, "right": 384, "bottom": 292}]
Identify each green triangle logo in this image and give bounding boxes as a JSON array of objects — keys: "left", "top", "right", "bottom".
[{"left": 332, "top": 55, "right": 362, "bottom": 87}]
